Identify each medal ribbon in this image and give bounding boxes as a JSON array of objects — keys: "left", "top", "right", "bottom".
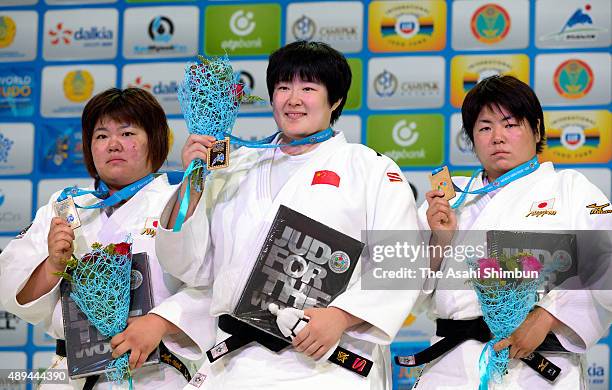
[
  {"left": 57, "top": 174, "right": 155, "bottom": 209},
  {"left": 435, "top": 156, "right": 539, "bottom": 210},
  {"left": 172, "top": 127, "right": 334, "bottom": 232}
]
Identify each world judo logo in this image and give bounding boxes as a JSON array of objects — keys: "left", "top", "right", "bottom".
[
  {"left": 0, "top": 133, "right": 14, "bottom": 163},
  {"left": 471, "top": 4, "right": 510, "bottom": 44}
]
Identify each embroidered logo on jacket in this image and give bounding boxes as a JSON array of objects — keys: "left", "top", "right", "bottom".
[
  {"left": 189, "top": 372, "right": 207, "bottom": 388},
  {"left": 386, "top": 172, "right": 403, "bottom": 182},
  {"left": 311, "top": 170, "right": 340, "bottom": 187},
  {"left": 586, "top": 203, "right": 612, "bottom": 215},
  {"left": 526, "top": 199, "right": 557, "bottom": 218},
  {"left": 141, "top": 217, "right": 159, "bottom": 237},
  {"left": 15, "top": 223, "right": 32, "bottom": 239}
]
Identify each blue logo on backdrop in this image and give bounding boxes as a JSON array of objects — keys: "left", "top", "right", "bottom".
[
  {"left": 41, "top": 121, "right": 86, "bottom": 173},
  {"left": 0, "top": 68, "right": 35, "bottom": 117},
  {"left": 0, "top": 133, "right": 13, "bottom": 163}
]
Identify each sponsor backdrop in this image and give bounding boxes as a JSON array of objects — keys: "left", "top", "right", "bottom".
[{"left": 0, "top": 0, "right": 610, "bottom": 388}]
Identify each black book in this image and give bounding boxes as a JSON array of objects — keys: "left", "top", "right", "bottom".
[
  {"left": 60, "top": 252, "right": 159, "bottom": 379},
  {"left": 233, "top": 205, "right": 365, "bottom": 341},
  {"left": 486, "top": 231, "right": 578, "bottom": 292}
]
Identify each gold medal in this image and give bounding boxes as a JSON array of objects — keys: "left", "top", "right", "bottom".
[{"left": 207, "top": 137, "right": 230, "bottom": 170}]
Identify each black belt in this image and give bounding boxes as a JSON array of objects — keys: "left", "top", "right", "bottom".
[
  {"left": 56, "top": 339, "right": 192, "bottom": 389},
  {"left": 395, "top": 317, "right": 563, "bottom": 382},
  {"left": 206, "top": 314, "right": 373, "bottom": 377}
]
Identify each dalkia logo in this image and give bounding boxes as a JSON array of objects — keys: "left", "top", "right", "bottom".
[
  {"left": 540, "top": 4, "right": 606, "bottom": 43},
  {"left": 587, "top": 362, "right": 605, "bottom": 384},
  {"left": 471, "top": 4, "right": 510, "bottom": 44},
  {"left": 0, "top": 16, "right": 17, "bottom": 49},
  {"left": 48, "top": 22, "right": 113, "bottom": 46},
  {"left": 63, "top": 70, "right": 95, "bottom": 103},
  {"left": 128, "top": 76, "right": 152, "bottom": 91},
  {"left": 0, "top": 133, "right": 14, "bottom": 163},
  {"left": 374, "top": 70, "right": 398, "bottom": 97},
  {"left": 553, "top": 59, "right": 594, "bottom": 99},
  {"left": 292, "top": 15, "right": 316, "bottom": 41}
]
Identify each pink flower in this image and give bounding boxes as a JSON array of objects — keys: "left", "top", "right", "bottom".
[
  {"left": 521, "top": 256, "right": 543, "bottom": 273},
  {"left": 478, "top": 257, "right": 501, "bottom": 277}
]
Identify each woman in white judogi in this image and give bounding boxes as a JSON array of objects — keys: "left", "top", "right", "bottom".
[
  {"left": 155, "top": 41, "right": 422, "bottom": 390},
  {"left": 416, "top": 75, "right": 612, "bottom": 389},
  {"left": 0, "top": 88, "right": 215, "bottom": 389}
]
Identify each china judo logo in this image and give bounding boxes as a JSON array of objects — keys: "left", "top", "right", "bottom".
[
  {"left": 0, "top": 16, "right": 16, "bottom": 49},
  {"left": 63, "top": 70, "right": 95, "bottom": 103},
  {"left": 471, "top": 4, "right": 510, "bottom": 44},
  {"left": 553, "top": 59, "right": 594, "bottom": 99}
]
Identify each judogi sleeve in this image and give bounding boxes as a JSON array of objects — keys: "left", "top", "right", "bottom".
[
  {"left": 0, "top": 193, "right": 61, "bottom": 325},
  {"left": 155, "top": 187, "right": 213, "bottom": 288},
  {"left": 329, "top": 155, "right": 422, "bottom": 345},
  {"left": 537, "top": 172, "right": 612, "bottom": 352},
  {"left": 149, "top": 284, "right": 217, "bottom": 360}
]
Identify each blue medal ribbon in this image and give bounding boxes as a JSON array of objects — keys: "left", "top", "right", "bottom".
[
  {"left": 434, "top": 156, "right": 539, "bottom": 210},
  {"left": 172, "top": 127, "right": 334, "bottom": 232},
  {"left": 57, "top": 174, "right": 155, "bottom": 209}
]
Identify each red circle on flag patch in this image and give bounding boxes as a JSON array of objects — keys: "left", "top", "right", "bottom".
[
  {"left": 153, "top": 220, "right": 158, "bottom": 228},
  {"left": 538, "top": 202, "right": 548, "bottom": 208}
]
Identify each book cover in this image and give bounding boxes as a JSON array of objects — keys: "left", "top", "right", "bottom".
[
  {"left": 60, "top": 252, "right": 159, "bottom": 379},
  {"left": 233, "top": 205, "right": 365, "bottom": 340},
  {"left": 486, "top": 230, "right": 577, "bottom": 292}
]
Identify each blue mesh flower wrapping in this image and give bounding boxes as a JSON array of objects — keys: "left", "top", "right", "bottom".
[
  {"left": 70, "top": 242, "right": 133, "bottom": 384},
  {"left": 467, "top": 258, "right": 557, "bottom": 389}
]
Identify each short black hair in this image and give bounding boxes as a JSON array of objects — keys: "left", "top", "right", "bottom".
[
  {"left": 82, "top": 87, "right": 170, "bottom": 179},
  {"left": 266, "top": 41, "right": 351, "bottom": 125},
  {"left": 461, "top": 75, "right": 546, "bottom": 153}
]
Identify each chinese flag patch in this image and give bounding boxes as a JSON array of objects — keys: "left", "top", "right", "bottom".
[
  {"left": 386, "top": 172, "right": 403, "bottom": 182},
  {"left": 312, "top": 170, "right": 340, "bottom": 187}
]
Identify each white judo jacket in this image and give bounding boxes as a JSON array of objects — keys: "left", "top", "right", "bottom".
[
  {"left": 156, "top": 132, "right": 422, "bottom": 390},
  {"left": 415, "top": 162, "right": 612, "bottom": 389},
  {"left": 0, "top": 174, "right": 216, "bottom": 389}
]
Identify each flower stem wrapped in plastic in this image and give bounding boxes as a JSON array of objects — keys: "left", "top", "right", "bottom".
[
  {"left": 468, "top": 252, "right": 554, "bottom": 389},
  {"left": 54, "top": 240, "right": 134, "bottom": 385}
]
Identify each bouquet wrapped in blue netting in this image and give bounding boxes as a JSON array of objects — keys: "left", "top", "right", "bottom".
[
  {"left": 468, "top": 252, "right": 555, "bottom": 389},
  {"left": 56, "top": 240, "right": 133, "bottom": 384},
  {"left": 177, "top": 54, "right": 262, "bottom": 190}
]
